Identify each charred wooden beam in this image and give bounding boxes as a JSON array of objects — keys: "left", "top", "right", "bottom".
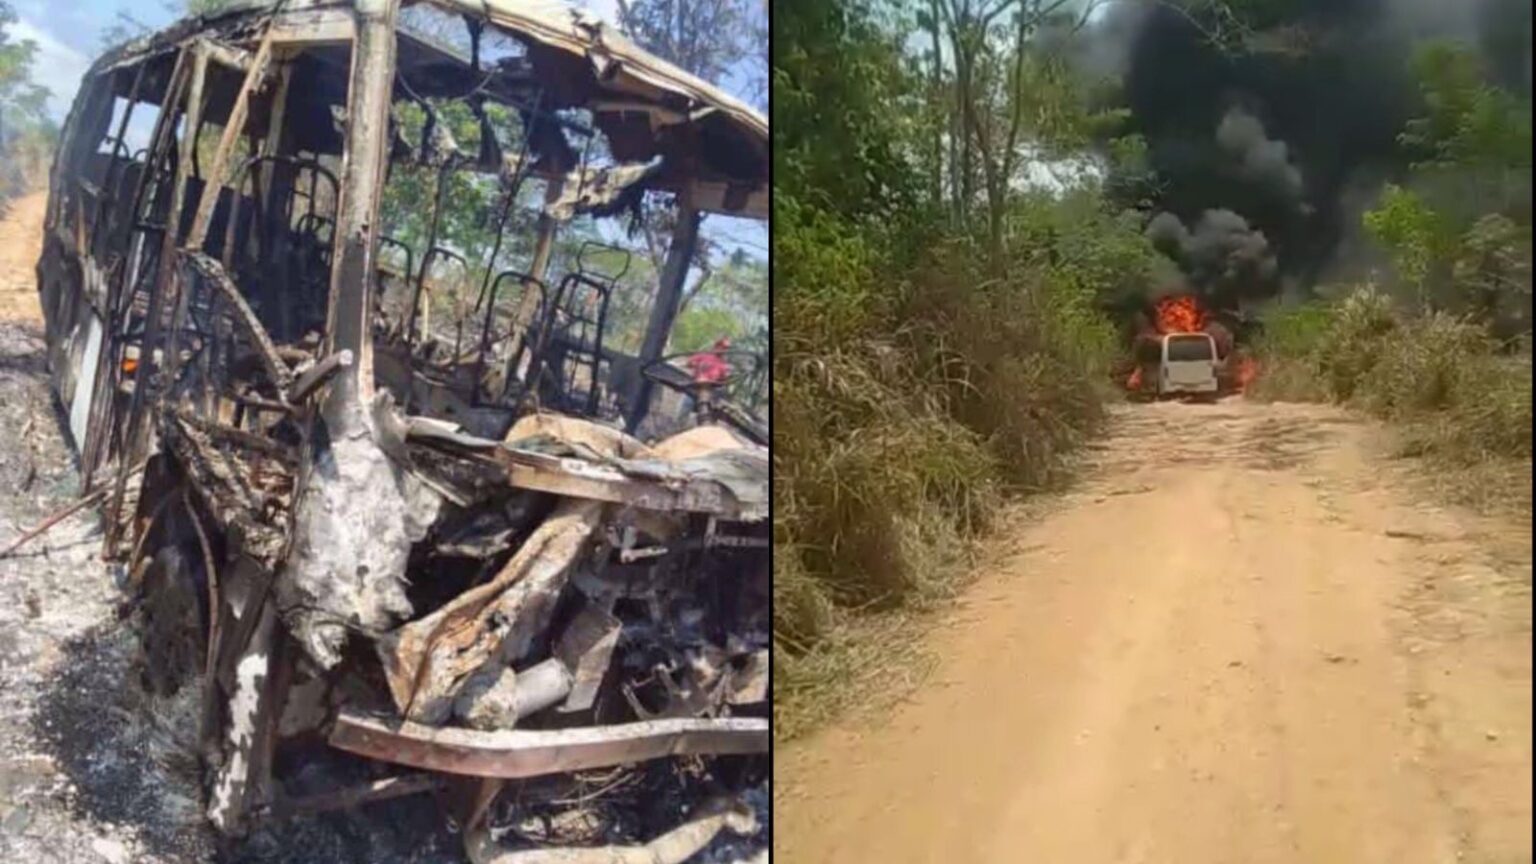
[
  {"left": 207, "top": 599, "right": 279, "bottom": 836},
  {"left": 495, "top": 447, "right": 741, "bottom": 516},
  {"left": 399, "top": 421, "right": 761, "bottom": 517},
  {"left": 169, "top": 407, "right": 297, "bottom": 464},
  {"left": 202, "top": 40, "right": 253, "bottom": 72}
]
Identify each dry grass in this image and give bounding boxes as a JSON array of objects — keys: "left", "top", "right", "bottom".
[
  {"left": 1249, "top": 287, "right": 1532, "bottom": 518},
  {"left": 772, "top": 603, "right": 942, "bottom": 743},
  {"left": 773, "top": 260, "right": 1115, "bottom": 741}
]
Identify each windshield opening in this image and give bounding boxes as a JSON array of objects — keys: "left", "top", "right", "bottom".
[{"left": 1166, "top": 335, "right": 1215, "bottom": 363}]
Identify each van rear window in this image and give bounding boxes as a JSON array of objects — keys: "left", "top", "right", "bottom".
[{"left": 1166, "top": 335, "right": 1214, "bottom": 362}]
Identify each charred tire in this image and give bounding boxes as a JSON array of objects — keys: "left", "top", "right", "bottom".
[{"left": 139, "top": 544, "right": 206, "bottom": 697}]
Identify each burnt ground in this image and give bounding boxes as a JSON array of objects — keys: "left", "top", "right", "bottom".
[{"left": 0, "top": 192, "right": 766, "bottom": 863}]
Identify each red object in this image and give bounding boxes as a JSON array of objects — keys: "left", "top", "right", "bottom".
[{"left": 686, "top": 338, "right": 732, "bottom": 384}]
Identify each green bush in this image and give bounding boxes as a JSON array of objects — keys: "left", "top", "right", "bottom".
[
  {"left": 774, "top": 195, "right": 885, "bottom": 345},
  {"left": 1246, "top": 301, "right": 1333, "bottom": 403},
  {"left": 1392, "top": 351, "right": 1532, "bottom": 458},
  {"left": 1315, "top": 285, "right": 1398, "bottom": 401},
  {"left": 774, "top": 189, "right": 1144, "bottom": 739},
  {"left": 774, "top": 196, "right": 1127, "bottom": 623},
  {"left": 775, "top": 339, "right": 1000, "bottom": 608}
]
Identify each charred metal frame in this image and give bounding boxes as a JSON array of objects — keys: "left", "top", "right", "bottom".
[{"left": 36, "top": 0, "right": 768, "bottom": 858}]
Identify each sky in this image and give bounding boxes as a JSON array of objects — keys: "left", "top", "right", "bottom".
[
  {"left": 7, "top": 0, "right": 100, "bottom": 120},
  {"left": 11, "top": 0, "right": 760, "bottom": 120}
]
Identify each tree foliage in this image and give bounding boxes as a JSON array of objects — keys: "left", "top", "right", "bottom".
[
  {"left": 0, "top": 1, "right": 47, "bottom": 134},
  {"left": 615, "top": 0, "right": 767, "bottom": 108},
  {"left": 774, "top": 0, "right": 922, "bottom": 221},
  {"left": 1401, "top": 42, "right": 1533, "bottom": 174},
  {"left": 0, "top": 1, "right": 53, "bottom": 198},
  {"left": 1362, "top": 39, "right": 1532, "bottom": 336},
  {"left": 1362, "top": 183, "right": 1451, "bottom": 303}
]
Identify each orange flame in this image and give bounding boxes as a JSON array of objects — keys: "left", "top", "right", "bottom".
[
  {"left": 1125, "top": 294, "right": 1227, "bottom": 393},
  {"left": 1235, "top": 356, "right": 1259, "bottom": 391},
  {"left": 1153, "top": 295, "right": 1207, "bottom": 334}
]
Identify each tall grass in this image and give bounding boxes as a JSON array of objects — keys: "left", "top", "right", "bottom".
[
  {"left": 1248, "top": 285, "right": 1532, "bottom": 514},
  {"left": 774, "top": 197, "right": 1136, "bottom": 739}
]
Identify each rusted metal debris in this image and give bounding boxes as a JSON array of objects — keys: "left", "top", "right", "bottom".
[
  {"left": 0, "top": 461, "right": 145, "bottom": 560},
  {"left": 35, "top": 0, "right": 767, "bottom": 859},
  {"left": 0, "top": 486, "right": 112, "bottom": 560}
]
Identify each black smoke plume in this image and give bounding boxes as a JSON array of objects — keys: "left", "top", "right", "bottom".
[
  {"left": 1081, "top": 0, "right": 1531, "bottom": 305},
  {"left": 1146, "top": 209, "right": 1279, "bottom": 309},
  {"left": 1215, "top": 106, "right": 1304, "bottom": 204}
]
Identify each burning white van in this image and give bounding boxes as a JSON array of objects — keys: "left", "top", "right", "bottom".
[{"left": 1157, "top": 332, "right": 1220, "bottom": 397}]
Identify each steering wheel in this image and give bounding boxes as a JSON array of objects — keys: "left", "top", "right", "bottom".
[{"left": 641, "top": 349, "right": 763, "bottom": 395}]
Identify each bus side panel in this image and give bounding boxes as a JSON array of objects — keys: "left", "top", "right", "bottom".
[{"left": 67, "top": 310, "right": 105, "bottom": 451}]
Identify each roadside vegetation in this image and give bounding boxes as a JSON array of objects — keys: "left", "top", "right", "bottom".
[
  {"left": 1249, "top": 40, "right": 1532, "bottom": 516},
  {"left": 773, "top": 0, "right": 1172, "bottom": 740},
  {"left": 0, "top": 2, "right": 55, "bottom": 203},
  {"left": 776, "top": 0, "right": 1533, "bottom": 741}
]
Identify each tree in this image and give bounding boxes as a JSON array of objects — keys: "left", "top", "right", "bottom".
[
  {"left": 1401, "top": 42, "right": 1532, "bottom": 168},
  {"left": 1362, "top": 40, "right": 1533, "bottom": 327},
  {"left": 614, "top": 0, "right": 766, "bottom": 106},
  {"left": 774, "top": 0, "right": 923, "bottom": 220},
  {"left": 1453, "top": 214, "right": 1532, "bottom": 336},
  {"left": 100, "top": 11, "right": 153, "bottom": 53},
  {"left": 1362, "top": 184, "right": 1452, "bottom": 310},
  {"left": 0, "top": 1, "right": 47, "bottom": 142},
  {"left": 930, "top": 0, "right": 1128, "bottom": 268},
  {"left": 0, "top": 1, "right": 51, "bottom": 198}
]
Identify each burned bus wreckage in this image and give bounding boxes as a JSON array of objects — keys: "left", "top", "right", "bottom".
[{"left": 35, "top": 0, "right": 767, "bottom": 858}]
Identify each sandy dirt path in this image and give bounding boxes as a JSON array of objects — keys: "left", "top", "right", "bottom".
[
  {"left": 0, "top": 191, "right": 46, "bottom": 322},
  {"left": 776, "top": 399, "right": 1531, "bottom": 864}
]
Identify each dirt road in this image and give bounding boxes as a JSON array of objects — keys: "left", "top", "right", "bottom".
[
  {"left": 776, "top": 399, "right": 1532, "bottom": 863},
  {"left": 0, "top": 191, "right": 46, "bottom": 321}
]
